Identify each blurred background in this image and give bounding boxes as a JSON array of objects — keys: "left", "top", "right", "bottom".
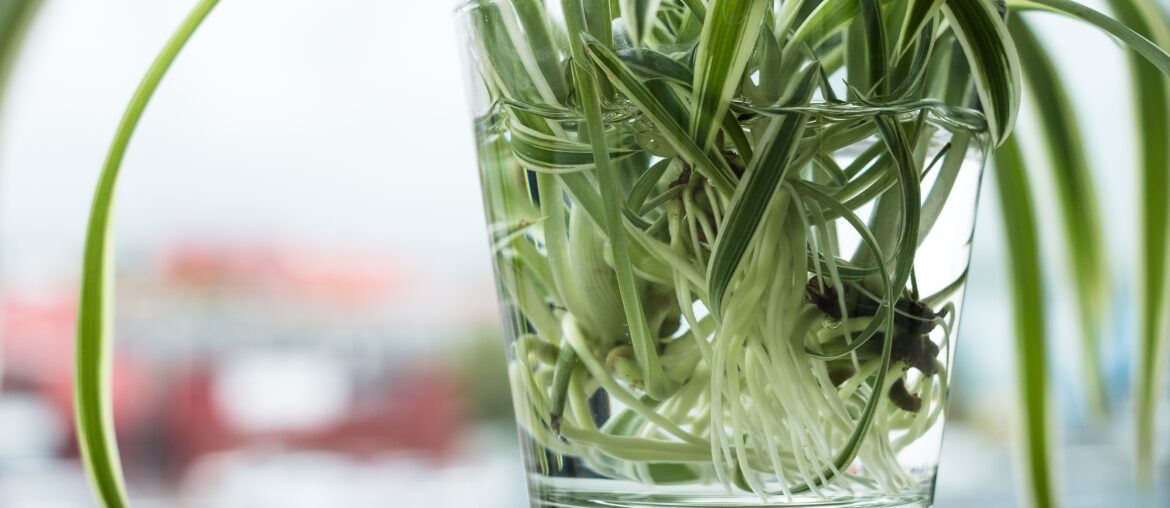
[{"left": 0, "top": 1, "right": 1164, "bottom": 507}]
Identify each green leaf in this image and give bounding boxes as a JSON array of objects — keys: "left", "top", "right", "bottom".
[
  {"left": 742, "top": 19, "right": 783, "bottom": 105},
  {"left": 1009, "top": 18, "right": 1109, "bottom": 418},
  {"left": 616, "top": 46, "right": 694, "bottom": 84},
  {"left": 628, "top": 157, "right": 675, "bottom": 212},
  {"left": 469, "top": 1, "right": 565, "bottom": 106},
  {"left": 790, "top": 0, "right": 896, "bottom": 49},
  {"left": 1099, "top": 0, "right": 1170, "bottom": 487},
  {"left": 889, "top": 18, "right": 935, "bottom": 98},
  {"left": 75, "top": 2, "right": 221, "bottom": 507},
  {"left": 508, "top": 120, "right": 639, "bottom": 173},
  {"left": 873, "top": 114, "right": 921, "bottom": 293},
  {"left": 690, "top": 0, "right": 769, "bottom": 149},
  {"left": 679, "top": 0, "right": 707, "bottom": 22},
  {"left": 582, "top": 36, "right": 739, "bottom": 193},
  {"left": 1007, "top": 0, "right": 1170, "bottom": 80},
  {"left": 1010, "top": 0, "right": 1170, "bottom": 486},
  {"left": 584, "top": 0, "right": 615, "bottom": 48},
  {"left": 563, "top": 0, "right": 679, "bottom": 400},
  {"left": 859, "top": 0, "right": 890, "bottom": 96},
  {"left": 621, "top": 0, "right": 663, "bottom": 47},
  {"left": 512, "top": 0, "right": 571, "bottom": 101},
  {"left": 707, "top": 65, "right": 818, "bottom": 316},
  {"left": 0, "top": 0, "right": 42, "bottom": 90},
  {"left": 941, "top": 0, "right": 1021, "bottom": 146},
  {"left": 897, "top": 0, "right": 945, "bottom": 53},
  {"left": 845, "top": 9, "right": 871, "bottom": 98},
  {"left": 993, "top": 135, "right": 1055, "bottom": 508}
]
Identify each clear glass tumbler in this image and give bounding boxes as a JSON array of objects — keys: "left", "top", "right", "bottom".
[{"left": 457, "top": 1, "right": 989, "bottom": 506}]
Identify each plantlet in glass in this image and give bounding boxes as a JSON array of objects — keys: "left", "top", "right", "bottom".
[{"left": 459, "top": 1, "right": 995, "bottom": 506}]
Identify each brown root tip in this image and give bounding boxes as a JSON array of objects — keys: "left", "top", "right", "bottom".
[{"left": 888, "top": 378, "right": 922, "bottom": 413}]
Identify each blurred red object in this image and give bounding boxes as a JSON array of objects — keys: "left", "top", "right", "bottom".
[
  {"left": 163, "top": 242, "right": 406, "bottom": 306},
  {"left": 2, "top": 241, "right": 473, "bottom": 485},
  {"left": 166, "top": 362, "right": 467, "bottom": 469}
]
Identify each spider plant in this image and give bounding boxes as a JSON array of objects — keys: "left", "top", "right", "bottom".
[{"left": 67, "top": 0, "right": 1170, "bottom": 507}]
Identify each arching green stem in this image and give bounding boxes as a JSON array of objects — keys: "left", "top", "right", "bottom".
[{"left": 74, "top": 2, "right": 220, "bottom": 506}]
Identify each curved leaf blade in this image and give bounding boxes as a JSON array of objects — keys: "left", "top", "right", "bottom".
[
  {"left": 942, "top": 0, "right": 1021, "bottom": 146},
  {"left": 1007, "top": 0, "right": 1170, "bottom": 77},
  {"left": 582, "top": 36, "right": 739, "bottom": 193},
  {"left": 622, "top": 0, "right": 664, "bottom": 47},
  {"left": 75, "top": 2, "right": 221, "bottom": 507},
  {"left": 707, "top": 66, "right": 818, "bottom": 315},
  {"left": 1010, "top": 0, "right": 1170, "bottom": 486},
  {"left": 1009, "top": 17, "right": 1109, "bottom": 417},
  {"left": 508, "top": 120, "right": 638, "bottom": 173},
  {"left": 1100, "top": 0, "right": 1170, "bottom": 486},
  {"left": 790, "top": 0, "right": 897, "bottom": 49},
  {"left": 994, "top": 134, "right": 1056, "bottom": 508},
  {"left": 897, "top": 0, "right": 945, "bottom": 52},
  {"left": 690, "top": 0, "right": 769, "bottom": 149}
]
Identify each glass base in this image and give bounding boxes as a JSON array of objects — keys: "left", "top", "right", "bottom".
[{"left": 528, "top": 476, "right": 931, "bottom": 508}]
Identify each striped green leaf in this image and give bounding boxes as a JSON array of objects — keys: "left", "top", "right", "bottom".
[
  {"left": 690, "top": 0, "right": 769, "bottom": 149},
  {"left": 508, "top": 121, "right": 639, "bottom": 173},
  {"left": 889, "top": 18, "right": 935, "bottom": 98},
  {"left": 621, "top": 0, "right": 664, "bottom": 47},
  {"left": 512, "top": 0, "right": 571, "bottom": 101},
  {"left": 859, "top": 0, "right": 890, "bottom": 95},
  {"left": 873, "top": 114, "right": 921, "bottom": 296},
  {"left": 582, "top": 36, "right": 739, "bottom": 193},
  {"left": 897, "top": 0, "right": 944, "bottom": 53},
  {"left": 941, "top": 0, "right": 1020, "bottom": 146},
  {"left": 563, "top": 0, "right": 679, "bottom": 400},
  {"left": 469, "top": 1, "right": 564, "bottom": 106},
  {"left": 791, "top": 0, "right": 896, "bottom": 49},
  {"left": 707, "top": 66, "right": 818, "bottom": 315},
  {"left": 616, "top": 46, "right": 693, "bottom": 84}
]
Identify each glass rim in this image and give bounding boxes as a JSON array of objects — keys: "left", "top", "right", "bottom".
[{"left": 453, "top": 0, "right": 506, "bottom": 17}]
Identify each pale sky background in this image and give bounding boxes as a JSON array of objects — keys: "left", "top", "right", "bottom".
[{"left": 1, "top": 0, "right": 492, "bottom": 291}]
